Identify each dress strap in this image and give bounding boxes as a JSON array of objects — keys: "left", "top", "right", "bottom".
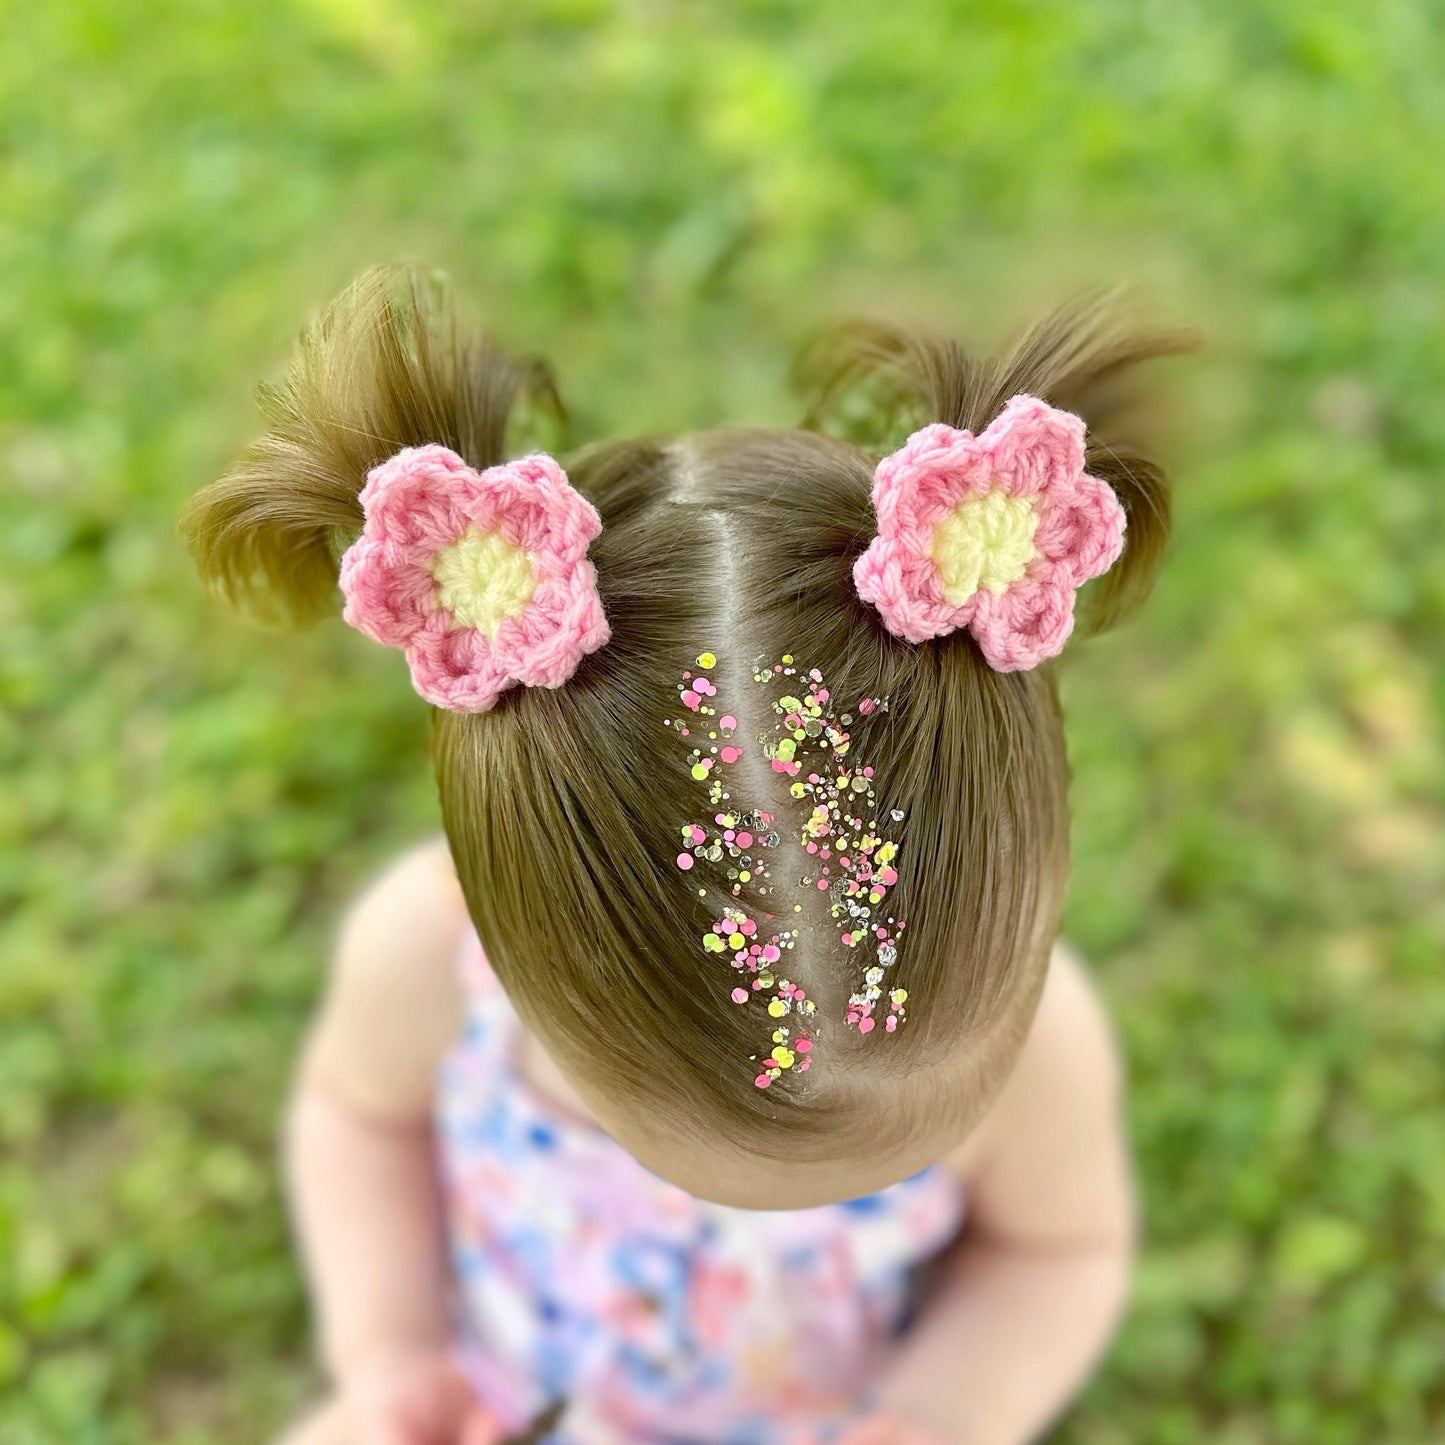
[
  {"left": 455, "top": 923, "right": 497, "bottom": 1000},
  {"left": 450, "top": 926, "right": 522, "bottom": 1065}
]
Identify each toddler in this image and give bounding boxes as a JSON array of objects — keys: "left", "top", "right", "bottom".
[{"left": 183, "top": 269, "right": 1189, "bottom": 1445}]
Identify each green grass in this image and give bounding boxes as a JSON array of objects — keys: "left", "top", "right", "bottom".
[{"left": 3, "top": 2, "right": 1443, "bottom": 1441}]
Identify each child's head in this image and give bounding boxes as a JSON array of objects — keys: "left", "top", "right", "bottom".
[{"left": 185, "top": 268, "right": 1188, "bottom": 1207}]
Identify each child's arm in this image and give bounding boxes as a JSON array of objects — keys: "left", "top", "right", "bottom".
[
  {"left": 282, "top": 839, "right": 478, "bottom": 1432},
  {"left": 860, "top": 946, "right": 1136, "bottom": 1445}
]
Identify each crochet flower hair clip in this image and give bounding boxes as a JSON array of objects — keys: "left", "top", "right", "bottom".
[
  {"left": 338, "top": 444, "right": 609, "bottom": 711},
  {"left": 853, "top": 395, "right": 1126, "bottom": 671}
]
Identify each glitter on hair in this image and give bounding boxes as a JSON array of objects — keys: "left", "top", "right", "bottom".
[
  {"left": 667, "top": 651, "right": 908, "bottom": 1090},
  {"left": 752, "top": 657, "right": 908, "bottom": 1037}
]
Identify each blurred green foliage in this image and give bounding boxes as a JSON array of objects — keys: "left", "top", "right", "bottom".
[{"left": 2, "top": 1, "right": 1443, "bottom": 1441}]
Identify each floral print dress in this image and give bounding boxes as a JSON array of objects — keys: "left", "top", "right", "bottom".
[{"left": 436, "top": 937, "right": 967, "bottom": 1445}]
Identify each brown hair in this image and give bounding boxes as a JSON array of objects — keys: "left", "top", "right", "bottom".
[{"left": 183, "top": 267, "right": 1191, "bottom": 1167}]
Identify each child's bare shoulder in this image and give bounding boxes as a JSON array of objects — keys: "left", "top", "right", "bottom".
[
  {"left": 301, "top": 837, "right": 471, "bottom": 1120},
  {"left": 940, "top": 943, "right": 1129, "bottom": 1215},
  {"left": 1012, "top": 940, "right": 1124, "bottom": 1099}
]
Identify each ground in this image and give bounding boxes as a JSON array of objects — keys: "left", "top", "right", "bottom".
[{"left": 2, "top": 3, "right": 1442, "bottom": 1442}]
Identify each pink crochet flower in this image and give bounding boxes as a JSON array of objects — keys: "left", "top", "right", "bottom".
[
  {"left": 853, "top": 394, "right": 1126, "bottom": 671},
  {"left": 338, "top": 444, "right": 610, "bottom": 711}
]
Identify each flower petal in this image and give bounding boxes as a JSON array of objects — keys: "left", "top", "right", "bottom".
[
  {"left": 1031, "top": 472, "right": 1127, "bottom": 586},
  {"left": 495, "top": 454, "right": 602, "bottom": 564},
  {"left": 967, "top": 577, "right": 1078, "bottom": 671},
  {"left": 492, "top": 562, "right": 610, "bottom": 689},
  {"left": 979, "top": 395, "right": 1086, "bottom": 498},
  {"left": 853, "top": 534, "right": 960, "bottom": 644},
  {"left": 405, "top": 615, "right": 513, "bottom": 712},
  {"left": 357, "top": 444, "right": 476, "bottom": 549},
  {"left": 338, "top": 535, "right": 439, "bottom": 647},
  {"left": 873, "top": 423, "right": 992, "bottom": 532}
]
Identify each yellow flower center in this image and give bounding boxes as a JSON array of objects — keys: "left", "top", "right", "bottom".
[
  {"left": 428, "top": 527, "right": 537, "bottom": 635},
  {"left": 931, "top": 488, "right": 1040, "bottom": 604}
]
